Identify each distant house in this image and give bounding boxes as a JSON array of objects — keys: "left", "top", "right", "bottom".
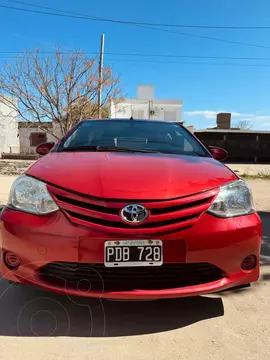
[
  {"left": 0, "top": 94, "right": 19, "bottom": 154},
  {"left": 194, "top": 113, "right": 270, "bottom": 163},
  {"left": 110, "top": 85, "right": 183, "bottom": 122},
  {"left": 18, "top": 122, "right": 59, "bottom": 154}
]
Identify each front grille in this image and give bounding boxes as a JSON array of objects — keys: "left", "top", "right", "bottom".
[
  {"left": 64, "top": 210, "right": 201, "bottom": 229},
  {"left": 53, "top": 194, "right": 119, "bottom": 215},
  {"left": 39, "top": 262, "right": 224, "bottom": 291},
  {"left": 48, "top": 184, "right": 218, "bottom": 233}
]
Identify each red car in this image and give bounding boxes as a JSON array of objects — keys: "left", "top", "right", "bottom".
[{"left": 0, "top": 119, "right": 261, "bottom": 300}]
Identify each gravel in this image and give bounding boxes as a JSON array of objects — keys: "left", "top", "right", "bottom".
[{"left": 0, "top": 160, "right": 35, "bottom": 176}]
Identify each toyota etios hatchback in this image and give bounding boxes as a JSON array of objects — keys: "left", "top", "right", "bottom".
[{"left": 0, "top": 119, "right": 262, "bottom": 300}]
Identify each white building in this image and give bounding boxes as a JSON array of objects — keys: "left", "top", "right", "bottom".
[
  {"left": 0, "top": 95, "right": 19, "bottom": 154},
  {"left": 110, "top": 85, "right": 183, "bottom": 122},
  {"left": 18, "top": 122, "right": 59, "bottom": 154}
]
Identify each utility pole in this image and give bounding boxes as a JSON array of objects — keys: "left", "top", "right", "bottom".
[
  {"left": 98, "top": 34, "right": 105, "bottom": 119},
  {"left": 149, "top": 100, "right": 153, "bottom": 120}
]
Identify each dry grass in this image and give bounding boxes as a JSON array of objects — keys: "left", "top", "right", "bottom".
[
  {"left": 241, "top": 171, "right": 270, "bottom": 180},
  {"left": 0, "top": 160, "right": 34, "bottom": 175}
]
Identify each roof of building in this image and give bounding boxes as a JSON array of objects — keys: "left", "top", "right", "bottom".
[
  {"left": 111, "top": 98, "right": 183, "bottom": 105},
  {"left": 83, "top": 118, "right": 184, "bottom": 124},
  {"left": 18, "top": 121, "right": 53, "bottom": 129},
  {"left": 195, "top": 128, "right": 270, "bottom": 134}
]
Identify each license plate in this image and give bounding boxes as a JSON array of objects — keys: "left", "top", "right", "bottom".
[{"left": 104, "top": 240, "right": 163, "bottom": 267}]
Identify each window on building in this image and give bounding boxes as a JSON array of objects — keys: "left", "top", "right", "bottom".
[{"left": 30, "top": 132, "right": 47, "bottom": 147}]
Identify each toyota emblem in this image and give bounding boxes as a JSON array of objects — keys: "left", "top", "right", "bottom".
[{"left": 120, "top": 204, "right": 148, "bottom": 224}]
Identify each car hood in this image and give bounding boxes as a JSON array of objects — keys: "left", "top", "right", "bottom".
[{"left": 26, "top": 152, "right": 237, "bottom": 200}]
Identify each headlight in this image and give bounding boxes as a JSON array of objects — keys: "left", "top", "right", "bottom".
[
  {"left": 7, "top": 175, "right": 59, "bottom": 215},
  {"left": 208, "top": 180, "right": 254, "bottom": 218}
]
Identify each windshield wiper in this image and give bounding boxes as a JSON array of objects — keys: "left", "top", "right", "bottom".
[
  {"left": 61, "top": 145, "right": 98, "bottom": 152},
  {"left": 191, "top": 151, "right": 208, "bottom": 157},
  {"left": 61, "top": 145, "right": 159, "bottom": 153},
  {"left": 96, "top": 146, "right": 159, "bottom": 153}
]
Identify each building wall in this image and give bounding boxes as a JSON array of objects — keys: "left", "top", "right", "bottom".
[
  {"left": 110, "top": 85, "right": 182, "bottom": 122},
  {"left": 19, "top": 127, "right": 58, "bottom": 154},
  {"left": 110, "top": 99, "right": 183, "bottom": 122},
  {"left": 137, "top": 85, "right": 154, "bottom": 100},
  {"left": 0, "top": 96, "right": 19, "bottom": 154}
]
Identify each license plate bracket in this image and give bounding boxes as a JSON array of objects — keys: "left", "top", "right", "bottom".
[{"left": 104, "top": 240, "right": 163, "bottom": 267}]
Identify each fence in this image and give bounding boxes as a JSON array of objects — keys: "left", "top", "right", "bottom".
[
  {"left": 2, "top": 147, "right": 37, "bottom": 155},
  {"left": 1, "top": 147, "right": 38, "bottom": 160},
  {"left": 195, "top": 131, "right": 270, "bottom": 163}
]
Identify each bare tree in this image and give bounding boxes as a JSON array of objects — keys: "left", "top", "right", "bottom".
[
  {"left": 233, "top": 120, "right": 252, "bottom": 130},
  {"left": 0, "top": 48, "right": 123, "bottom": 139}
]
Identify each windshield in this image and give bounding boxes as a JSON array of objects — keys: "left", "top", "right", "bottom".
[{"left": 57, "top": 120, "right": 209, "bottom": 157}]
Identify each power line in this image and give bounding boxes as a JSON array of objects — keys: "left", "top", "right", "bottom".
[
  {"left": 3, "top": 2, "right": 270, "bottom": 50},
  {"left": 0, "top": 4, "right": 90, "bottom": 20},
  {"left": 106, "top": 58, "right": 270, "bottom": 67},
  {"left": 103, "top": 52, "right": 270, "bottom": 61},
  {"left": 1, "top": 50, "right": 270, "bottom": 62},
  {"left": 0, "top": 51, "right": 269, "bottom": 67},
  {"left": 9, "top": 0, "right": 270, "bottom": 30}
]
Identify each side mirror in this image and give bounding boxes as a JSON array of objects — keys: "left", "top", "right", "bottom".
[
  {"left": 36, "top": 142, "right": 55, "bottom": 156},
  {"left": 208, "top": 146, "right": 228, "bottom": 161}
]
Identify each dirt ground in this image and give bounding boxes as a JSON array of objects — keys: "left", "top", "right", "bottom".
[
  {"left": 227, "top": 163, "right": 270, "bottom": 176},
  {"left": 0, "top": 174, "right": 269, "bottom": 360}
]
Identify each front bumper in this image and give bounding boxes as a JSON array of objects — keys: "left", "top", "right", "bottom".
[{"left": 0, "top": 207, "right": 262, "bottom": 300}]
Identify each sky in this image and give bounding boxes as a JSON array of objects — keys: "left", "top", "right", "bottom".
[{"left": 1, "top": 0, "right": 270, "bottom": 130}]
